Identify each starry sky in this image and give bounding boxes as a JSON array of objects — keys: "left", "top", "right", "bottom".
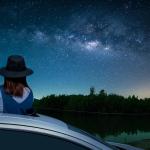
[{"left": 0, "top": 0, "right": 150, "bottom": 98}]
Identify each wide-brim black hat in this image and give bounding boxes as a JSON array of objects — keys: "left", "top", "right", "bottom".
[{"left": 0, "top": 55, "right": 33, "bottom": 78}]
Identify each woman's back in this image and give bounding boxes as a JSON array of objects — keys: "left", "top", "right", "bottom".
[{"left": 0, "top": 85, "right": 33, "bottom": 114}]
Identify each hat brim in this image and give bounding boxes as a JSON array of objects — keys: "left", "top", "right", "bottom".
[{"left": 0, "top": 67, "right": 33, "bottom": 78}]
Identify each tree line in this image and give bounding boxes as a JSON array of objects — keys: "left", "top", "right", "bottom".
[{"left": 33, "top": 87, "right": 150, "bottom": 114}]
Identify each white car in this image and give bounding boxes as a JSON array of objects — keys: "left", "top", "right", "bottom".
[{"left": 0, "top": 113, "right": 143, "bottom": 150}]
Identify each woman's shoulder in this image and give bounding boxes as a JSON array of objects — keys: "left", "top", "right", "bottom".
[{"left": 24, "top": 87, "right": 31, "bottom": 94}]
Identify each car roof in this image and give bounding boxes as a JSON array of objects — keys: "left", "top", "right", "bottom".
[
  {"left": 0, "top": 113, "right": 68, "bottom": 130},
  {"left": 0, "top": 113, "right": 113, "bottom": 150}
]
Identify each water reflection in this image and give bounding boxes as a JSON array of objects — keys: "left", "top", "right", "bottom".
[
  {"left": 104, "top": 131, "right": 150, "bottom": 143},
  {"left": 38, "top": 110, "right": 150, "bottom": 145}
]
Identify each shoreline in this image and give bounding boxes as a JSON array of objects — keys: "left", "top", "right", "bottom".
[{"left": 35, "top": 107, "right": 150, "bottom": 116}]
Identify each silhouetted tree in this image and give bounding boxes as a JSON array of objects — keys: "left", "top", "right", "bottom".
[
  {"left": 99, "top": 89, "right": 107, "bottom": 96},
  {"left": 90, "top": 86, "right": 95, "bottom": 95},
  {"left": 33, "top": 88, "right": 150, "bottom": 114}
]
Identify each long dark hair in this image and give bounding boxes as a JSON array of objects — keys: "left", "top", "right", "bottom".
[{"left": 4, "top": 77, "right": 29, "bottom": 97}]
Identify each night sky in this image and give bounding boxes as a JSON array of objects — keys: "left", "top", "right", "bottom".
[{"left": 0, "top": 0, "right": 150, "bottom": 98}]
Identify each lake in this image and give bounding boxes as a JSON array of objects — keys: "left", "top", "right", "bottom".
[{"left": 38, "top": 110, "right": 150, "bottom": 149}]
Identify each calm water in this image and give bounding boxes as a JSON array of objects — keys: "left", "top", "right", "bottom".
[{"left": 38, "top": 110, "right": 150, "bottom": 149}]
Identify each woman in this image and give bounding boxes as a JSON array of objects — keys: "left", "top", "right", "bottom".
[{"left": 0, "top": 55, "right": 34, "bottom": 115}]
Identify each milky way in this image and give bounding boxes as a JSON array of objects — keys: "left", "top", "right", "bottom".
[{"left": 0, "top": 0, "right": 150, "bottom": 98}]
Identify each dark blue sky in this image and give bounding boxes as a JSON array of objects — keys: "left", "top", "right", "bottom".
[{"left": 0, "top": 0, "right": 150, "bottom": 98}]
